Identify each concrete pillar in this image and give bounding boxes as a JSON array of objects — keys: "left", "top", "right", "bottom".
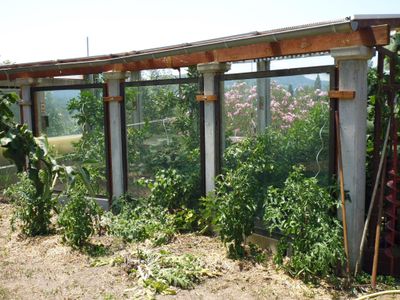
[
  {"left": 330, "top": 45, "right": 374, "bottom": 270},
  {"left": 103, "top": 71, "right": 127, "bottom": 199},
  {"left": 16, "top": 78, "right": 36, "bottom": 132},
  {"left": 256, "top": 60, "right": 271, "bottom": 132},
  {"left": 197, "top": 62, "right": 230, "bottom": 193}
]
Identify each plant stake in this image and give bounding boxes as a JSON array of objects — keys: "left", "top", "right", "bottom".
[
  {"left": 335, "top": 111, "right": 350, "bottom": 274},
  {"left": 354, "top": 118, "right": 391, "bottom": 276}
]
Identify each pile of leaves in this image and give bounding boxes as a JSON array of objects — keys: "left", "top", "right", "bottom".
[{"left": 123, "top": 248, "right": 215, "bottom": 296}]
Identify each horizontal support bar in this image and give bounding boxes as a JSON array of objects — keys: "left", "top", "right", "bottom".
[
  {"left": 32, "top": 83, "right": 104, "bottom": 92},
  {"left": 124, "top": 77, "right": 198, "bottom": 87},
  {"left": 103, "top": 96, "right": 123, "bottom": 102},
  {"left": 196, "top": 94, "right": 218, "bottom": 102},
  {"left": 18, "top": 100, "right": 32, "bottom": 106},
  {"left": 221, "top": 65, "right": 335, "bottom": 81},
  {"left": 382, "top": 84, "right": 400, "bottom": 92},
  {"left": 329, "top": 90, "right": 356, "bottom": 99}
]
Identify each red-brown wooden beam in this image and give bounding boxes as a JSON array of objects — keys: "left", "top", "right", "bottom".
[{"left": 0, "top": 25, "right": 389, "bottom": 81}]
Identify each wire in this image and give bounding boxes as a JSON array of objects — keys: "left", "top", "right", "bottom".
[
  {"left": 162, "top": 118, "right": 170, "bottom": 145},
  {"left": 314, "top": 120, "right": 327, "bottom": 178}
]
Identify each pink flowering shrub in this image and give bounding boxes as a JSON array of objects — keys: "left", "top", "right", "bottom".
[
  {"left": 224, "top": 80, "right": 329, "bottom": 135},
  {"left": 224, "top": 82, "right": 258, "bottom": 136}
]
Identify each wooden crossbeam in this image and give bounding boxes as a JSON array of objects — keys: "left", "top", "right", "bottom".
[
  {"left": 329, "top": 90, "right": 356, "bottom": 99},
  {"left": 195, "top": 94, "right": 218, "bottom": 102},
  {"left": 0, "top": 25, "right": 390, "bottom": 80}
]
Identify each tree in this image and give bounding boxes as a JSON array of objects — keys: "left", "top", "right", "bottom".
[
  {"left": 288, "top": 84, "right": 294, "bottom": 96},
  {"left": 314, "top": 74, "right": 321, "bottom": 90}
]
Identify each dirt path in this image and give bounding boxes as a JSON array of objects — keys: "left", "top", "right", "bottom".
[{"left": 0, "top": 202, "right": 349, "bottom": 299}]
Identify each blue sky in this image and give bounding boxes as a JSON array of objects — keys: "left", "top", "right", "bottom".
[{"left": 1, "top": 0, "right": 399, "bottom": 64}]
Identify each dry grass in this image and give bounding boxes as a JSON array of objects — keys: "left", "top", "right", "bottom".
[{"left": 0, "top": 201, "right": 354, "bottom": 300}]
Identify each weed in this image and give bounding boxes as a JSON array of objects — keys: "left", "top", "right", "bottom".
[
  {"left": 82, "top": 243, "right": 110, "bottom": 257},
  {"left": 0, "top": 286, "right": 10, "bottom": 300},
  {"left": 4, "top": 173, "right": 57, "bottom": 236},
  {"left": 58, "top": 185, "right": 102, "bottom": 247}
]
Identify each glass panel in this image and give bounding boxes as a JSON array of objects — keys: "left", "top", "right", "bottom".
[
  {"left": 0, "top": 94, "right": 20, "bottom": 191},
  {"left": 222, "top": 73, "right": 330, "bottom": 186},
  {"left": 125, "top": 80, "right": 200, "bottom": 198},
  {"left": 40, "top": 89, "right": 107, "bottom": 196}
]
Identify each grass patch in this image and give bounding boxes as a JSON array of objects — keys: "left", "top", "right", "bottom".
[{"left": 0, "top": 286, "right": 11, "bottom": 300}]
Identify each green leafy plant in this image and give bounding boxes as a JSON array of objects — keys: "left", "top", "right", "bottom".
[
  {"left": 203, "top": 129, "right": 284, "bottom": 257},
  {"left": 67, "top": 91, "right": 106, "bottom": 195},
  {"left": 138, "top": 169, "right": 194, "bottom": 211},
  {"left": 58, "top": 185, "right": 102, "bottom": 247},
  {"left": 4, "top": 172, "right": 57, "bottom": 235},
  {"left": 263, "top": 165, "right": 344, "bottom": 280},
  {"left": 204, "top": 98, "right": 330, "bottom": 257},
  {"left": 1, "top": 91, "right": 94, "bottom": 236},
  {"left": 104, "top": 197, "right": 175, "bottom": 246},
  {"left": 1, "top": 92, "right": 58, "bottom": 235},
  {"left": 138, "top": 166, "right": 201, "bottom": 232}
]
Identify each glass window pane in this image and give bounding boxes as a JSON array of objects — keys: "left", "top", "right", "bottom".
[
  {"left": 40, "top": 89, "right": 107, "bottom": 196},
  {"left": 222, "top": 73, "right": 330, "bottom": 186},
  {"left": 125, "top": 81, "right": 200, "bottom": 198}
]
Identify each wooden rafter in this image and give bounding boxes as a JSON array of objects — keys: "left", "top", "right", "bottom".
[{"left": 0, "top": 24, "right": 390, "bottom": 80}]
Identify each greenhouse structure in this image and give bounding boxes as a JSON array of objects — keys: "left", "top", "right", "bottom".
[{"left": 1, "top": 14, "right": 399, "bottom": 275}]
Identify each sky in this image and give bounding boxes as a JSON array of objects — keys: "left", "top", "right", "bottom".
[{"left": 1, "top": 0, "right": 399, "bottom": 65}]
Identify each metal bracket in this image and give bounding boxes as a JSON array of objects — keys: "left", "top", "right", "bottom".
[
  {"left": 103, "top": 96, "right": 123, "bottom": 102},
  {"left": 196, "top": 94, "right": 218, "bottom": 102},
  {"left": 329, "top": 90, "right": 356, "bottom": 100},
  {"left": 18, "top": 100, "right": 32, "bottom": 106}
]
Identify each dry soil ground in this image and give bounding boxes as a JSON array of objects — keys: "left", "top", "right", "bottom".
[{"left": 0, "top": 201, "right": 393, "bottom": 300}]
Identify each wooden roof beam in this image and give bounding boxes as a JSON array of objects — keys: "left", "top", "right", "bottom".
[{"left": 0, "top": 24, "right": 389, "bottom": 80}]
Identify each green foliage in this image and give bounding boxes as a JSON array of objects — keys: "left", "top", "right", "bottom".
[
  {"left": 1, "top": 92, "right": 58, "bottom": 235},
  {"left": 205, "top": 99, "right": 329, "bottom": 257},
  {"left": 263, "top": 165, "right": 344, "bottom": 280},
  {"left": 138, "top": 165, "right": 201, "bottom": 232},
  {"left": 45, "top": 92, "right": 80, "bottom": 137},
  {"left": 58, "top": 185, "right": 102, "bottom": 247},
  {"left": 171, "top": 207, "right": 197, "bottom": 232},
  {"left": 139, "top": 168, "right": 197, "bottom": 211},
  {"left": 67, "top": 91, "right": 106, "bottom": 194},
  {"left": 355, "top": 271, "right": 400, "bottom": 288},
  {"left": 104, "top": 197, "right": 175, "bottom": 246},
  {"left": 314, "top": 74, "right": 321, "bottom": 90},
  {"left": 125, "top": 68, "right": 201, "bottom": 205},
  {"left": 1, "top": 90, "right": 95, "bottom": 236},
  {"left": 4, "top": 172, "right": 57, "bottom": 235}
]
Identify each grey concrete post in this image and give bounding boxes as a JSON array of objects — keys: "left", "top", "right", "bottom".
[
  {"left": 197, "top": 62, "right": 230, "bottom": 193},
  {"left": 331, "top": 45, "right": 374, "bottom": 270},
  {"left": 103, "top": 71, "right": 127, "bottom": 199},
  {"left": 256, "top": 60, "right": 271, "bottom": 132},
  {"left": 16, "top": 78, "right": 36, "bottom": 131}
]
